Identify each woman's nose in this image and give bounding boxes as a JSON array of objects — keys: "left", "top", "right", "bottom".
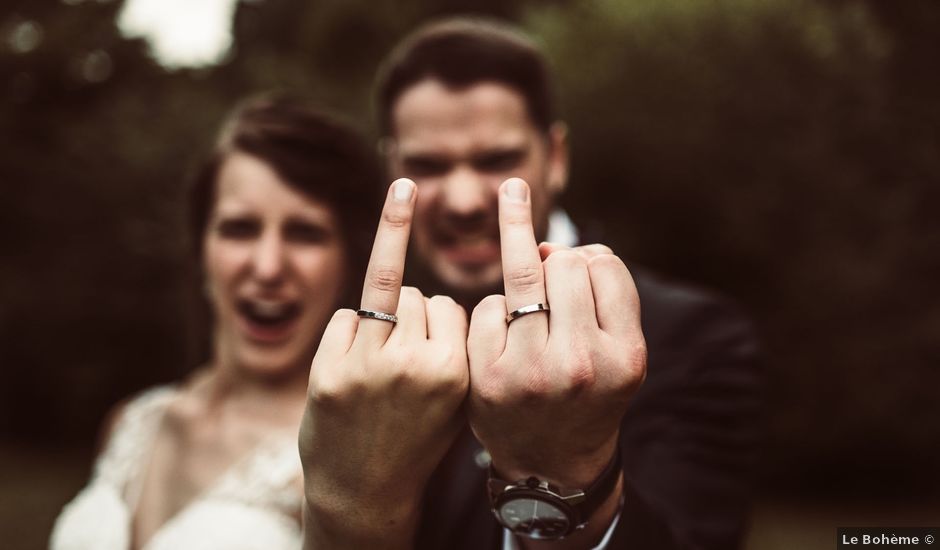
[{"left": 250, "top": 232, "right": 287, "bottom": 284}]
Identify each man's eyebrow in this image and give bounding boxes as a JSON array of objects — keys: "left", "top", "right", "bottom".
[
  {"left": 470, "top": 146, "right": 527, "bottom": 159},
  {"left": 400, "top": 150, "right": 452, "bottom": 161}
]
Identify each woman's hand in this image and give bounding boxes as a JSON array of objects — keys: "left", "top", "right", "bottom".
[{"left": 299, "top": 179, "right": 469, "bottom": 549}]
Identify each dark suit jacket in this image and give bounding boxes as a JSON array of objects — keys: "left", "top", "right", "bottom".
[{"left": 415, "top": 269, "right": 762, "bottom": 550}]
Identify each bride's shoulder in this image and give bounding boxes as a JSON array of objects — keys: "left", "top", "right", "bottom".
[{"left": 95, "top": 383, "right": 179, "bottom": 455}]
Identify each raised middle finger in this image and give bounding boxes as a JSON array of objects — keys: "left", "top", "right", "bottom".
[
  {"left": 356, "top": 178, "right": 416, "bottom": 345},
  {"left": 498, "top": 178, "right": 549, "bottom": 341}
]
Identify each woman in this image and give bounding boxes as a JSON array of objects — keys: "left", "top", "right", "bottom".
[{"left": 51, "top": 95, "right": 381, "bottom": 550}]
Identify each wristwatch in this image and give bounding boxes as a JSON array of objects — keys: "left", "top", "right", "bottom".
[{"left": 487, "top": 446, "right": 622, "bottom": 540}]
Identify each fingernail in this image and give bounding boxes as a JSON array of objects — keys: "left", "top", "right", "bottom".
[
  {"left": 504, "top": 178, "right": 527, "bottom": 202},
  {"left": 392, "top": 178, "right": 414, "bottom": 202}
]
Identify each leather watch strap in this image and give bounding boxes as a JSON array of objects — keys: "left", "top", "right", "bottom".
[{"left": 576, "top": 444, "right": 623, "bottom": 524}]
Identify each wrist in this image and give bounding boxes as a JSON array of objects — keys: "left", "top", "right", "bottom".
[
  {"left": 303, "top": 492, "right": 420, "bottom": 549},
  {"left": 304, "top": 478, "right": 422, "bottom": 522},
  {"left": 488, "top": 443, "right": 623, "bottom": 541},
  {"left": 512, "top": 477, "right": 623, "bottom": 550},
  {"left": 490, "top": 436, "right": 620, "bottom": 489}
]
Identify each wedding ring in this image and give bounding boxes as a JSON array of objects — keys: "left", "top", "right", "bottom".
[
  {"left": 356, "top": 309, "right": 398, "bottom": 324},
  {"left": 505, "top": 303, "right": 550, "bottom": 324}
]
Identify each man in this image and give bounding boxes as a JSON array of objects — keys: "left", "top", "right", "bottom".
[{"left": 300, "top": 17, "right": 761, "bottom": 550}]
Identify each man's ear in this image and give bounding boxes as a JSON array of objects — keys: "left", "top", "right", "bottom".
[{"left": 547, "top": 121, "right": 569, "bottom": 196}]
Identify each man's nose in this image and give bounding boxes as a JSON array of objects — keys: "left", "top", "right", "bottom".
[
  {"left": 251, "top": 231, "right": 287, "bottom": 284},
  {"left": 439, "top": 165, "right": 493, "bottom": 219}
]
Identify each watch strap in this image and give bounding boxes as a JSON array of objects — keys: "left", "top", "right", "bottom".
[{"left": 575, "top": 444, "right": 623, "bottom": 524}]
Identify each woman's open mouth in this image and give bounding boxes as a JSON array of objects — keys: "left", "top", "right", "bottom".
[{"left": 236, "top": 299, "right": 302, "bottom": 344}]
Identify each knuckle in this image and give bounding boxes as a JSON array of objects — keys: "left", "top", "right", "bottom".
[
  {"left": 502, "top": 206, "right": 531, "bottom": 226},
  {"left": 307, "top": 372, "right": 360, "bottom": 409},
  {"left": 383, "top": 345, "right": 414, "bottom": 372},
  {"left": 367, "top": 266, "right": 402, "bottom": 293},
  {"left": 584, "top": 243, "right": 614, "bottom": 255},
  {"left": 588, "top": 252, "right": 626, "bottom": 272},
  {"left": 505, "top": 266, "right": 542, "bottom": 293},
  {"left": 561, "top": 344, "right": 597, "bottom": 393},
  {"left": 472, "top": 377, "right": 505, "bottom": 407},
  {"left": 386, "top": 365, "right": 416, "bottom": 390},
  {"left": 614, "top": 339, "right": 648, "bottom": 390},
  {"left": 382, "top": 206, "right": 411, "bottom": 229},
  {"left": 478, "top": 293, "right": 506, "bottom": 310},
  {"left": 431, "top": 295, "right": 468, "bottom": 323},
  {"left": 434, "top": 357, "right": 469, "bottom": 397},
  {"left": 429, "top": 294, "right": 456, "bottom": 308},
  {"left": 508, "top": 356, "right": 553, "bottom": 401},
  {"left": 544, "top": 249, "right": 583, "bottom": 271},
  {"left": 471, "top": 294, "right": 506, "bottom": 320},
  {"left": 519, "top": 371, "right": 553, "bottom": 401},
  {"left": 428, "top": 341, "right": 456, "bottom": 368},
  {"left": 378, "top": 353, "right": 416, "bottom": 389},
  {"left": 400, "top": 286, "right": 423, "bottom": 302},
  {"left": 386, "top": 345, "right": 466, "bottom": 397},
  {"left": 628, "top": 339, "right": 648, "bottom": 373},
  {"left": 331, "top": 308, "right": 357, "bottom": 323},
  {"left": 433, "top": 339, "right": 468, "bottom": 369}
]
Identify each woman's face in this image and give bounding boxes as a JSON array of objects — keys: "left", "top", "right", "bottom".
[{"left": 203, "top": 152, "right": 347, "bottom": 378}]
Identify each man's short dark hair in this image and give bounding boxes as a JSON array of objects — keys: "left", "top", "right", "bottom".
[{"left": 375, "top": 17, "right": 556, "bottom": 136}]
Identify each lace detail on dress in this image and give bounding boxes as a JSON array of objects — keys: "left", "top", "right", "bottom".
[
  {"left": 50, "top": 385, "right": 304, "bottom": 550},
  {"left": 93, "top": 386, "right": 176, "bottom": 495},
  {"left": 211, "top": 436, "right": 302, "bottom": 518},
  {"left": 50, "top": 386, "right": 175, "bottom": 550}
]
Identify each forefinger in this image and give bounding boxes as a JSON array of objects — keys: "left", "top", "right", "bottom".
[{"left": 357, "top": 178, "right": 416, "bottom": 344}]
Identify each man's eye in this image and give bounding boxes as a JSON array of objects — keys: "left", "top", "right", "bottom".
[
  {"left": 403, "top": 158, "right": 449, "bottom": 177},
  {"left": 285, "top": 223, "right": 330, "bottom": 244},
  {"left": 474, "top": 151, "right": 524, "bottom": 173},
  {"left": 217, "top": 219, "right": 259, "bottom": 239}
]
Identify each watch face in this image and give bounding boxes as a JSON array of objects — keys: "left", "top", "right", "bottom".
[{"left": 498, "top": 496, "right": 571, "bottom": 539}]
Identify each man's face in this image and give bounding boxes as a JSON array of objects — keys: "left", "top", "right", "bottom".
[{"left": 387, "top": 79, "right": 567, "bottom": 298}]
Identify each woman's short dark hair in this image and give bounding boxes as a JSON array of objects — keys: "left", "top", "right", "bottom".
[
  {"left": 375, "top": 17, "right": 556, "bottom": 137},
  {"left": 189, "top": 94, "right": 382, "bottom": 304}
]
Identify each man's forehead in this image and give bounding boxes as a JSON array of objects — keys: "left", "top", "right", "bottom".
[{"left": 391, "top": 79, "right": 537, "bottom": 154}]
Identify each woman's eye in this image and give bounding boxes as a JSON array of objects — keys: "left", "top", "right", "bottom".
[
  {"left": 285, "top": 222, "right": 330, "bottom": 244},
  {"left": 217, "top": 219, "right": 259, "bottom": 239}
]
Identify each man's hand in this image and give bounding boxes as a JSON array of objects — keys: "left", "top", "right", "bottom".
[
  {"left": 467, "top": 177, "right": 646, "bottom": 526},
  {"left": 300, "top": 178, "right": 469, "bottom": 549}
]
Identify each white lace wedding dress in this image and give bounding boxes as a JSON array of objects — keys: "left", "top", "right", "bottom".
[{"left": 50, "top": 387, "right": 303, "bottom": 550}]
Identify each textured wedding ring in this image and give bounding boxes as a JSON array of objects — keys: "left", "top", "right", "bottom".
[
  {"left": 356, "top": 309, "right": 398, "bottom": 324},
  {"left": 505, "top": 303, "right": 550, "bottom": 324}
]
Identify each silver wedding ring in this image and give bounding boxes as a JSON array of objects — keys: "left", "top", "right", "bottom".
[
  {"left": 505, "top": 303, "right": 550, "bottom": 324},
  {"left": 356, "top": 309, "right": 398, "bottom": 324}
]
